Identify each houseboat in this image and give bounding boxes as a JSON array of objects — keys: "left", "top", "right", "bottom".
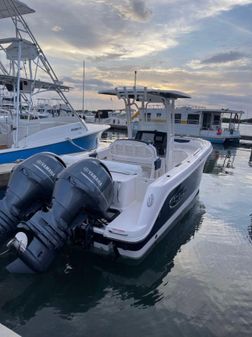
[{"left": 145, "top": 106, "right": 243, "bottom": 144}]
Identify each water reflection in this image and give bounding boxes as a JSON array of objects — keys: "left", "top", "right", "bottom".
[
  {"left": 204, "top": 146, "right": 237, "bottom": 175},
  {"left": 0, "top": 198, "right": 205, "bottom": 327},
  {"left": 248, "top": 214, "right": 252, "bottom": 244},
  {"left": 249, "top": 149, "right": 252, "bottom": 167},
  {"left": 101, "top": 129, "right": 127, "bottom": 142}
]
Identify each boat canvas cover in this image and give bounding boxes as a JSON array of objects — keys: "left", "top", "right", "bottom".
[{"left": 0, "top": 0, "right": 34, "bottom": 19}]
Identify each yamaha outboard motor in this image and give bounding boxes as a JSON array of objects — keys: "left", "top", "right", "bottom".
[
  {"left": 0, "top": 153, "right": 65, "bottom": 246},
  {"left": 7, "top": 158, "right": 114, "bottom": 273}
]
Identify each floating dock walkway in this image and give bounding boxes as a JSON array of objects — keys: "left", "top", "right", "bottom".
[{"left": 240, "top": 134, "right": 252, "bottom": 141}]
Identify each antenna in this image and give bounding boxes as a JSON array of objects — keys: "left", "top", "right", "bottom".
[
  {"left": 134, "top": 70, "right": 137, "bottom": 87},
  {"left": 82, "top": 60, "right": 85, "bottom": 114}
]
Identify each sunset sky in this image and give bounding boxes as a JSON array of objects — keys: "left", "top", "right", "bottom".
[{"left": 1, "top": 0, "right": 252, "bottom": 115}]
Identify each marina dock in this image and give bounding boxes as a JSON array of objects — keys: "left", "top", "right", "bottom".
[{"left": 0, "top": 324, "right": 21, "bottom": 337}]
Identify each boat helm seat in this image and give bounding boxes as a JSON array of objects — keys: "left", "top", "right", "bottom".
[{"left": 108, "top": 139, "right": 161, "bottom": 178}]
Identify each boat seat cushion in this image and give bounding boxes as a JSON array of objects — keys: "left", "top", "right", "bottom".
[
  {"left": 108, "top": 139, "right": 160, "bottom": 177},
  {"left": 101, "top": 160, "right": 142, "bottom": 175}
]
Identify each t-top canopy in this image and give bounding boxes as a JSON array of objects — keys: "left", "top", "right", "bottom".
[
  {"left": 0, "top": 0, "right": 34, "bottom": 19},
  {"left": 99, "top": 87, "right": 191, "bottom": 103},
  {"left": 0, "top": 74, "right": 70, "bottom": 92}
]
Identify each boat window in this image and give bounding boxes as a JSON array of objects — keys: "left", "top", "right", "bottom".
[
  {"left": 202, "top": 112, "right": 212, "bottom": 129},
  {"left": 187, "top": 114, "right": 199, "bottom": 125},
  {"left": 175, "top": 113, "right": 181, "bottom": 124},
  {"left": 213, "top": 114, "right": 221, "bottom": 125},
  {"left": 141, "top": 132, "right": 155, "bottom": 143},
  {"left": 156, "top": 113, "right": 162, "bottom": 118},
  {"left": 144, "top": 112, "right": 152, "bottom": 121}
]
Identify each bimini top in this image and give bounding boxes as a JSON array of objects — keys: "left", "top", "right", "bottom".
[
  {"left": 0, "top": 0, "right": 34, "bottom": 19},
  {"left": 99, "top": 87, "right": 191, "bottom": 103}
]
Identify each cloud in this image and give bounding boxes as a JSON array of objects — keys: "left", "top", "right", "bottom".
[
  {"left": 51, "top": 25, "right": 63, "bottom": 32},
  {"left": 105, "top": 0, "right": 152, "bottom": 22},
  {"left": 1, "top": 0, "right": 252, "bottom": 113},
  {"left": 207, "top": 93, "right": 252, "bottom": 105},
  {"left": 22, "top": 0, "right": 168, "bottom": 60},
  {"left": 187, "top": 51, "right": 251, "bottom": 69},
  {"left": 22, "top": 0, "right": 252, "bottom": 62},
  {"left": 56, "top": 62, "right": 252, "bottom": 111},
  {"left": 201, "top": 51, "right": 248, "bottom": 64},
  {"left": 205, "top": 93, "right": 252, "bottom": 111},
  {"left": 177, "top": 0, "right": 252, "bottom": 21},
  {"left": 61, "top": 76, "right": 114, "bottom": 91}
]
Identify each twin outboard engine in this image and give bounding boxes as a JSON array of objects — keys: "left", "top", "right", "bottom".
[
  {"left": 7, "top": 158, "right": 114, "bottom": 273},
  {"left": 0, "top": 152, "right": 65, "bottom": 246}
]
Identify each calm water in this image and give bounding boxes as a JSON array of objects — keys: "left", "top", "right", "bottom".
[{"left": 1, "top": 130, "right": 252, "bottom": 337}]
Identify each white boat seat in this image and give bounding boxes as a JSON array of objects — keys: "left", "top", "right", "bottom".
[{"left": 108, "top": 139, "right": 161, "bottom": 178}]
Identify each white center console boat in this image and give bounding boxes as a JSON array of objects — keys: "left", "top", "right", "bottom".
[{"left": 0, "top": 87, "right": 212, "bottom": 273}]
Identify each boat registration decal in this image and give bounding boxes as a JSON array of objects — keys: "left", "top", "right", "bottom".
[{"left": 71, "top": 127, "right": 82, "bottom": 132}]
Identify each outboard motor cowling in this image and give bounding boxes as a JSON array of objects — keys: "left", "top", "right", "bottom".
[
  {"left": 0, "top": 152, "right": 65, "bottom": 246},
  {"left": 7, "top": 158, "right": 114, "bottom": 273}
]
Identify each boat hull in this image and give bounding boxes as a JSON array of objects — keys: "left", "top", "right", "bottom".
[
  {"left": 203, "top": 136, "right": 225, "bottom": 144},
  {"left": 202, "top": 136, "right": 240, "bottom": 144},
  {"left": 91, "top": 158, "right": 207, "bottom": 260},
  {"left": 0, "top": 133, "right": 98, "bottom": 164}
]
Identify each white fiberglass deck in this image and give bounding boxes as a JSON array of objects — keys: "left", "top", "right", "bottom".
[{"left": 0, "top": 324, "right": 21, "bottom": 337}]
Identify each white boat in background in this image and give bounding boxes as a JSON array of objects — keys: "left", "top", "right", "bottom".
[
  {"left": 0, "top": 0, "right": 108, "bottom": 164},
  {"left": 84, "top": 109, "right": 129, "bottom": 130},
  {"left": 175, "top": 106, "right": 243, "bottom": 143},
  {"left": 28, "top": 98, "right": 72, "bottom": 118},
  {"left": 144, "top": 105, "right": 243, "bottom": 144},
  {"left": 1, "top": 87, "right": 212, "bottom": 273}
]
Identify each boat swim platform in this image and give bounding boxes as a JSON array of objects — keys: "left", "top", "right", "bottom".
[{"left": 0, "top": 324, "right": 21, "bottom": 337}]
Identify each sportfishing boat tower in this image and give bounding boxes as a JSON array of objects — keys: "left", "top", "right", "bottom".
[{"left": 0, "top": 0, "right": 107, "bottom": 163}]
